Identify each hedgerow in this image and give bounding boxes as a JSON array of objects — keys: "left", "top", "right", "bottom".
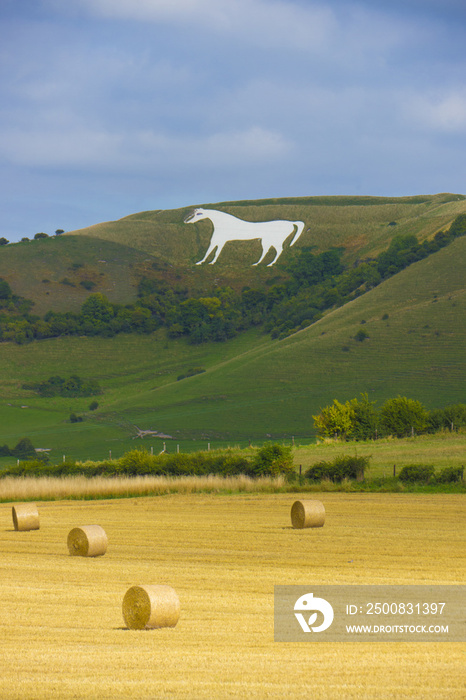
[
  {"left": 0, "top": 445, "right": 291, "bottom": 479},
  {"left": 305, "top": 455, "right": 369, "bottom": 482}
]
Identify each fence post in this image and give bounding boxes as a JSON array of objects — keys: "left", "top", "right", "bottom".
[{"left": 393, "top": 464, "right": 396, "bottom": 478}]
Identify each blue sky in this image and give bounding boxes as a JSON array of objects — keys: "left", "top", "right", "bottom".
[{"left": 1, "top": 0, "right": 465, "bottom": 241}]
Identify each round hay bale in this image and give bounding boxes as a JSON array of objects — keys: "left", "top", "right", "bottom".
[
  {"left": 12, "top": 503, "right": 40, "bottom": 531},
  {"left": 67, "top": 525, "right": 108, "bottom": 557},
  {"left": 122, "top": 585, "right": 180, "bottom": 630},
  {"left": 291, "top": 499, "right": 325, "bottom": 529}
]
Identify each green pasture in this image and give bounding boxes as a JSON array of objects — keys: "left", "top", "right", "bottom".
[
  {"left": 0, "top": 204, "right": 464, "bottom": 462},
  {"left": 0, "top": 329, "right": 272, "bottom": 461},
  {"left": 294, "top": 432, "right": 465, "bottom": 479},
  {"left": 96, "top": 236, "right": 464, "bottom": 441}
]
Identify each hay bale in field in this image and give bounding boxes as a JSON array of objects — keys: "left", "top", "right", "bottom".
[
  {"left": 12, "top": 503, "right": 40, "bottom": 531},
  {"left": 291, "top": 499, "right": 325, "bottom": 529},
  {"left": 122, "top": 585, "right": 180, "bottom": 630},
  {"left": 67, "top": 525, "right": 108, "bottom": 557}
]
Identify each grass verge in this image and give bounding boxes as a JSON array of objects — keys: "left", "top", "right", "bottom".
[{"left": 1, "top": 473, "right": 464, "bottom": 502}]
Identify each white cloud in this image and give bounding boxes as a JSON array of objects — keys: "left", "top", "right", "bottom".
[
  {"left": 66, "top": 0, "right": 341, "bottom": 51},
  {"left": 194, "top": 126, "right": 292, "bottom": 164},
  {"left": 0, "top": 124, "right": 291, "bottom": 172},
  {"left": 61, "top": 0, "right": 421, "bottom": 74},
  {"left": 0, "top": 129, "right": 124, "bottom": 168},
  {"left": 406, "top": 90, "right": 466, "bottom": 132}
]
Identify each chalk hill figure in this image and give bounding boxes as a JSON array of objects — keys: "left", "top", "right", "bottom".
[{"left": 184, "top": 208, "right": 305, "bottom": 266}]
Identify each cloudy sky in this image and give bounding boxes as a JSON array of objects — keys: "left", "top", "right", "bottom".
[{"left": 1, "top": 0, "right": 465, "bottom": 241}]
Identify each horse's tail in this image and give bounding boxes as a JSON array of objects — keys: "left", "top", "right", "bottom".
[{"left": 289, "top": 220, "right": 305, "bottom": 247}]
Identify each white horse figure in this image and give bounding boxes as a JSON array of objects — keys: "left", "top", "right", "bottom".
[{"left": 184, "top": 208, "right": 305, "bottom": 266}]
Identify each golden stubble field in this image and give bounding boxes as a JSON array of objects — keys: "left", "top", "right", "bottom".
[{"left": 0, "top": 493, "right": 464, "bottom": 699}]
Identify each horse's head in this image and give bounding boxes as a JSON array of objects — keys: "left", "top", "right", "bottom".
[{"left": 184, "top": 208, "right": 208, "bottom": 224}]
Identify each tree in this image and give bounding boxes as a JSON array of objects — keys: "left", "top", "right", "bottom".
[
  {"left": 377, "top": 234, "right": 419, "bottom": 278},
  {"left": 448, "top": 213, "right": 466, "bottom": 238},
  {"left": 380, "top": 396, "right": 428, "bottom": 438},
  {"left": 428, "top": 403, "right": 466, "bottom": 432},
  {"left": 12, "top": 437, "right": 36, "bottom": 459},
  {"left": 0, "top": 237, "right": 9, "bottom": 246},
  {"left": 0, "top": 278, "right": 13, "bottom": 299},
  {"left": 349, "top": 393, "right": 379, "bottom": 440},
  {"left": 55, "top": 229, "right": 65, "bottom": 235},
  {"left": 251, "top": 443, "right": 294, "bottom": 477},
  {"left": 81, "top": 293, "right": 114, "bottom": 324},
  {"left": 313, "top": 399, "right": 355, "bottom": 440},
  {"left": 34, "top": 232, "right": 49, "bottom": 240},
  {"left": 354, "top": 328, "right": 369, "bottom": 342},
  {"left": 69, "top": 413, "right": 83, "bottom": 423}
]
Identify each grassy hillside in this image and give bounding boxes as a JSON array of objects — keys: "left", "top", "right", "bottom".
[
  {"left": 0, "top": 235, "right": 158, "bottom": 315},
  {"left": 67, "top": 193, "right": 466, "bottom": 266},
  {"left": 0, "top": 235, "right": 464, "bottom": 461},
  {"left": 2, "top": 193, "right": 465, "bottom": 315},
  {"left": 107, "top": 235, "right": 465, "bottom": 441}
]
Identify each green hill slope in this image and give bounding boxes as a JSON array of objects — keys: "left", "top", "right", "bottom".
[
  {"left": 0, "top": 235, "right": 464, "bottom": 461},
  {"left": 67, "top": 193, "right": 466, "bottom": 264},
  {"left": 108, "top": 235, "right": 465, "bottom": 441},
  {"left": 2, "top": 193, "right": 465, "bottom": 315},
  {"left": 0, "top": 235, "right": 160, "bottom": 315}
]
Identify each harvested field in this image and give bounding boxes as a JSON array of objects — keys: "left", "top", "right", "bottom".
[{"left": 0, "top": 493, "right": 464, "bottom": 699}]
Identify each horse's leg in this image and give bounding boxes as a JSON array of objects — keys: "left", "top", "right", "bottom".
[
  {"left": 266, "top": 243, "right": 283, "bottom": 266},
  {"left": 252, "top": 241, "right": 267, "bottom": 266},
  {"left": 209, "top": 241, "right": 228, "bottom": 263},
  {"left": 196, "top": 241, "right": 218, "bottom": 265}
]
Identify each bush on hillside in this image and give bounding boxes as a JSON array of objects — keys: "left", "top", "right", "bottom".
[
  {"left": 0, "top": 279, "right": 13, "bottom": 299},
  {"left": 435, "top": 466, "right": 463, "bottom": 484},
  {"left": 313, "top": 399, "right": 355, "bottom": 440},
  {"left": 23, "top": 374, "right": 102, "bottom": 398},
  {"left": 398, "top": 464, "right": 435, "bottom": 483},
  {"left": 0, "top": 445, "right": 293, "bottom": 480},
  {"left": 108, "top": 448, "right": 252, "bottom": 478},
  {"left": 354, "top": 328, "right": 369, "bottom": 342},
  {"left": 12, "top": 437, "right": 36, "bottom": 459},
  {"left": 448, "top": 213, "right": 466, "bottom": 238},
  {"left": 305, "top": 455, "right": 369, "bottom": 482},
  {"left": 350, "top": 393, "right": 380, "bottom": 440},
  {"left": 69, "top": 413, "right": 83, "bottom": 423},
  {"left": 427, "top": 404, "right": 466, "bottom": 433},
  {"left": 250, "top": 443, "right": 294, "bottom": 477},
  {"left": 380, "top": 396, "right": 429, "bottom": 438}
]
